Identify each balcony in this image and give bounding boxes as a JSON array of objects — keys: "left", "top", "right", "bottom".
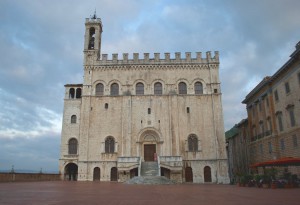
[
  {"left": 117, "top": 157, "right": 140, "bottom": 170},
  {"left": 159, "top": 156, "right": 183, "bottom": 168}
]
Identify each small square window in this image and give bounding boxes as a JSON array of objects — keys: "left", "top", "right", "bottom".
[{"left": 214, "top": 89, "right": 218, "bottom": 93}]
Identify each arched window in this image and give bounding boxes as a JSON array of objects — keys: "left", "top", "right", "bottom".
[
  {"left": 71, "top": 115, "right": 77, "bottom": 124},
  {"left": 154, "top": 82, "right": 162, "bottom": 95},
  {"left": 178, "top": 82, "right": 187, "bottom": 94},
  {"left": 76, "top": 88, "right": 82, "bottom": 98},
  {"left": 105, "top": 136, "right": 115, "bottom": 153},
  {"left": 88, "top": 27, "right": 95, "bottom": 49},
  {"left": 96, "top": 83, "right": 104, "bottom": 96},
  {"left": 136, "top": 83, "right": 144, "bottom": 95},
  {"left": 188, "top": 134, "right": 198, "bottom": 152},
  {"left": 68, "top": 138, "right": 78, "bottom": 155},
  {"left": 110, "top": 83, "right": 119, "bottom": 96},
  {"left": 194, "top": 82, "right": 203, "bottom": 94},
  {"left": 69, "top": 88, "right": 75, "bottom": 99}
]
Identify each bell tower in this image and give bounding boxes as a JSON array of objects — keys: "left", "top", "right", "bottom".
[{"left": 83, "top": 12, "right": 103, "bottom": 65}]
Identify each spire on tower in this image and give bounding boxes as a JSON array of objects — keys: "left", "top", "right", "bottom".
[{"left": 91, "top": 8, "right": 97, "bottom": 19}]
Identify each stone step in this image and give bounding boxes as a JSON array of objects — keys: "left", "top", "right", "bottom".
[
  {"left": 125, "top": 176, "right": 176, "bottom": 185},
  {"left": 141, "top": 162, "right": 159, "bottom": 176}
]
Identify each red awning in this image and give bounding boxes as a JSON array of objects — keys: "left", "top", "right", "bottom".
[{"left": 250, "top": 157, "right": 300, "bottom": 168}]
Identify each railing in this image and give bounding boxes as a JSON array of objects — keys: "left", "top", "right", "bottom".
[
  {"left": 117, "top": 157, "right": 139, "bottom": 163},
  {"left": 159, "top": 156, "right": 183, "bottom": 168},
  {"left": 157, "top": 155, "right": 161, "bottom": 176},
  {"left": 159, "top": 156, "right": 183, "bottom": 162},
  {"left": 138, "top": 157, "right": 142, "bottom": 177}
]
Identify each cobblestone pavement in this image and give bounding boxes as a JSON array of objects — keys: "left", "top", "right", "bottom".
[{"left": 0, "top": 181, "right": 299, "bottom": 205}]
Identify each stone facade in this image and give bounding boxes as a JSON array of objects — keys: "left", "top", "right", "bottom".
[{"left": 59, "top": 16, "right": 229, "bottom": 183}]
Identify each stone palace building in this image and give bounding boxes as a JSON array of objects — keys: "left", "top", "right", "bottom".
[{"left": 59, "top": 15, "right": 229, "bottom": 184}]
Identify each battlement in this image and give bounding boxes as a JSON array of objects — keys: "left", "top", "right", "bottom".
[
  {"left": 85, "top": 17, "right": 102, "bottom": 25},
  {"left": 98, "top": 51, "right": 219, "bottom": 65}
]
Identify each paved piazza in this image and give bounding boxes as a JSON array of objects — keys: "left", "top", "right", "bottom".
[{"left": 0, "top": 182, "right": 299, "bottom": 205}]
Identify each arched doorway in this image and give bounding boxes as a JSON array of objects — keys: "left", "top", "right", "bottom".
[
  {"left": 185, "top": 167, "right": 193, "bottom": 182},
  {"left": 204, "top": 166, "right": 212, "bottom": 182},
  {"left": 138, "top": 128, "right": 162, "bottom": 161},
  {"left": 64, "top": 163, "right": 78, "bottom": 181},
  {"left": 130, "top": 168, "right": 138, "bottom": 179},
  {"left": 93, "top": 167, "right": 100, "bottom": 181},
  {"left": 111, "top": 167, "right": 118, "bottom": 181},
  {"left": 144, "top": 144, "right": 156, "bottom": 161},
  {"left": 161, "top": 167, "right": 170, "bottom": 179}
]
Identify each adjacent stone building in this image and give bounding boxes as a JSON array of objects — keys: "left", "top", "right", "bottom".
[
  {"left": 225, "top": 119, "right": 249, "bottom": 183},
  {"left": 227, "top": 41, "right": 300, "bottom": 178},
  {"left": 59, "top": 16, "right": 229, "bottom": 183}
]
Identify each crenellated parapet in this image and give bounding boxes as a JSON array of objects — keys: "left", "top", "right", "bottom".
[
  {"left": 85, "top": 17, "right": 102, "bottom": 25},
  {"left": 98, "top": 51, "right": 219, "bottom": 65}
]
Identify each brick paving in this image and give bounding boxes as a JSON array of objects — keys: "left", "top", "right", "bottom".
[{"left": 0, "top": 181, "right": 299, "bottom": 205}]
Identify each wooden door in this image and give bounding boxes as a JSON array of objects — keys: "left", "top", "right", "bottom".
[
  {"left": 204, "top": 166, "right": 212, "bottom": 182},
  {"left": 93, "top": 167, "right": 100, "bottom": 181},
  {"left": 185, "top": 167, "right": 193, "bottom": 182},
  {"left": 110, "top": 167, "right": 118, "bottom": 181},
  {"left": 144, "top": 144, "right": 156, "bottom": 161}
]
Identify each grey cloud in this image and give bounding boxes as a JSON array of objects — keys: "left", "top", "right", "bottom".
[{"left": 0, "top": 135, "right": 60, "bottom": 172}]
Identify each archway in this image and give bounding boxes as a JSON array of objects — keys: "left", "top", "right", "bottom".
[
  {"left": 64, "top": 163, "right": 78, "bottom": 181},
  {"left": 138, "top": 128, "right": 162, "bottom": 161},
  {"left": 185, "top": 167, "right": 193, "bottom": 182},
  {"left": 130, "top": 168, "right": 138, "bottom": 179},
  {"left": 204, "top": 166, "right": 212, "bottom": 182},
  {"left": 111, "top": 167, "right": 118, "bottom": 181},
  {"left": 93, "top": 167, "right": 100, "bottom": 181},
  {"left": 161, "top": 167, "right": 170, "bottom": 179}
]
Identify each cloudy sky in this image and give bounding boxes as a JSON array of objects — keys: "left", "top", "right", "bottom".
[{"left": 0, "top": 0, "right": 299, "bottom": 172}]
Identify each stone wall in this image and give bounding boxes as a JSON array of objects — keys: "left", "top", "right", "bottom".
[{"left": 0, "top": 173, "right": 60, "bottom": 182}]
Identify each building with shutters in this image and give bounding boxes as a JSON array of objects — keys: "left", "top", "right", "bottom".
[
  {"left": 59, "top": 15, "right": 229, "bottom": 183},
  {"left": 226, "top": 41, "right": 300, "bottom": 180},
  {"left": 242, "top": 41, "right": 300, "bottom": 175}
]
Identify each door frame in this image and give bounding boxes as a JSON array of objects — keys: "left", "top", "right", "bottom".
[{"left": 143, "top": 143, "right": 156, "bottom": 161}]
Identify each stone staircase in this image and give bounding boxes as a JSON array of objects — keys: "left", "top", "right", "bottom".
[
  {"left": 125, "top": 176, "right": 175, "bottom": 185},
  {"left": 141, "top": 162, "right": 159, "bottom": 176},
  {"left": 125, "top": 161, "right": 175, "bottom": 185}
]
